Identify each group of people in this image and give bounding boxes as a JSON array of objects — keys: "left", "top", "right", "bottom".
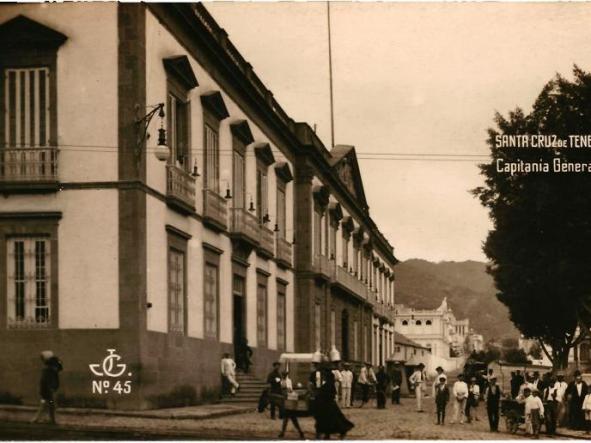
[
  {"left": 260, "top": 361, "right": 355, "bottom": 439},
  {"left": 508, "top": 369, "right": 591, "bottom": 435},
  {"left": 409, "top": 363, "right": 591, "bottom": 437}
]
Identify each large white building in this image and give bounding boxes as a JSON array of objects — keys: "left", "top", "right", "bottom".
[{"left": 394, "top": 298, "right": 469, "bottom": 372}]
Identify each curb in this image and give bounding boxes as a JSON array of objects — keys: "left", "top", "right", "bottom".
[{"left": 0, "top": 404, "right": 255, "bottom": 421}]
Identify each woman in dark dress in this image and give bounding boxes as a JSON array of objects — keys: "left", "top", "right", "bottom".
[{"left": 313, "top": 368, "right": 354, "bottom": 439}]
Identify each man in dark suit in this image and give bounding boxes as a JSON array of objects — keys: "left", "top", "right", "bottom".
[
  {"left": 267, "top": 362, "right": 283, "bottom": 419},
  {"left": 484, "top": 377, "right": 502, "bottom": 432},
  {"left": 566, "top": 370, "right": 588, "bottom": 430}
]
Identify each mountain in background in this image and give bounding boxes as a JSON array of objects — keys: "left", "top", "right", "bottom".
[{"left": 394, "top": 259, "right": 520, "bottom": 342}]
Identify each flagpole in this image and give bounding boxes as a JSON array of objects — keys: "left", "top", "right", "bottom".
[{"left": 327, "top": 1, "right": 335, "bottom": 148}]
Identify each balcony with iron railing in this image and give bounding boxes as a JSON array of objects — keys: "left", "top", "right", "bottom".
[
  {"left": 312, "top": 254, "right": 335, "bottom": 281},
  {"left": 202, "top": 189, "right": 228, "bottom": 231},
  {"left": 276, "top": 237, "right": 293, "bottom": 268},
  {"left": 230, "top": 208, "right": 260, "bottom": 247},
  {"left": 334, "top": 265, "right": 369, "bottom": 301},
  {"left": 0, "top": 147, "right": 59, "bottom": 192},
  {"left": 166, "top": 165, "right": 196, "bottom": 212}
]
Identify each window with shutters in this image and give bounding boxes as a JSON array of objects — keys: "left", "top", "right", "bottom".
[
  {"left": 277, "top": 282, "right": 286, "bottom": 351},
  {"left": 3, "top": 68, "right": 51, "bottom": 149},
  {"left": 204, "top": 115, "right": 220, "bottom": 193},
  {"left": 256, "top": 281, "right": 267, "bottom": 348},
  {"left": 7, "top": 237, "right": 51, "bottom": 328},
  {"left": 0, "top": 17, "right": 66, "bottom": 187},
  {"left": 167, "top": 92, "right": 190, "bottom": 170},
  {"left": 232, "top": 138, "right": 246, "bottom": 210},
  {"left": 256, "top": 161, "right": 268, "bottom": 224},
  {"left": 276, "top": 180, "right": 286, "bottom": 239},
  {"left": 168, "top": 248, "right": 185, "bottom": 334},
  {"left": 204, "top": 261, "right": 219, "bottom": 339}
]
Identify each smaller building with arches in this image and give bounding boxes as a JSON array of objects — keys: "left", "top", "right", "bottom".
[{"left": 394, "top": 297, "right": 470, "bottom": 373}]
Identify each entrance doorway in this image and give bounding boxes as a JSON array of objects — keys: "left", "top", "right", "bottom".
[
  {"left": 341, "top": 309, "right": 350, "bottom": 361},
  {"left": 233, "top": 275, "right": 246, "bottom": 369}
]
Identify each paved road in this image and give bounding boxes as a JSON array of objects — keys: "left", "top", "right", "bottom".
[{"left": 0, "top": 397, "right": 577, "bottom": 440}]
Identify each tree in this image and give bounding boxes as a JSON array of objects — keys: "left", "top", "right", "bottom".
[
  {"left": 529, "top": 342, "right": 543, "bottom": 360},
  {"left": 473, "top": 66, "right": 591, "bottom": 369},
  {"left": 503, "top": 348, "right": 530, "bottom": 365}
]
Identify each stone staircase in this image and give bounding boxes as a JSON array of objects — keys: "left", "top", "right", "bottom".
[{"left": 220, "top": 371, "right": 267, "bottom": 404}]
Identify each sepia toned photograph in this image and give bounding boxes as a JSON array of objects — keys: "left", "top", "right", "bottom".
[{"left": 1, "top": 1, "right": 591, "bottom": 440}]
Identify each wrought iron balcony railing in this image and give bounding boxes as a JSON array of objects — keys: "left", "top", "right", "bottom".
[
  {"left": 203, "top": 189, "right": 228, "bottom": 230},
  {"left": 166, "top": 165, "right": 196, "bottom": 210},
  {"left": 0, "top": 147, "right": 59, "bottom": 184}
]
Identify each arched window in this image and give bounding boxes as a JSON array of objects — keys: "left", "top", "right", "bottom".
[
  {"left": 416, "top": 320, "right": 422, "bottom": 326},
  {"left": 402, "top": 320, "right": 408, "bottom": 326},
  {"left": 426, "top": 320, "right": 432, "bottom": 326}
]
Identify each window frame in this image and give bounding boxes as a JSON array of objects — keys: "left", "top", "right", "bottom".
[
  {"left": 276, "top": 281, "right": 287, "bottom": 352},
  {"left": 0, "top": 41, "right": 59, "bottom": 149},
  {"left": 0, "top": 213, "right": 60, "bottom": 330},
  {"left": 203, "top": 111, "right": 220, "bottom": 194},
  {"left": 203, "top": 246, "right": 220, "bottom": 340},
  {"left": 232, "top": 136, "right": 246, "bottom": 210},
  {"left": 256, "top": 272, "right": 268, "bottom": 348},
  {"left": 167, "top": 229, "right": 188, "bottom": 335}
]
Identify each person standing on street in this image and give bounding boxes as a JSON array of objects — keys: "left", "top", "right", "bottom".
[
  {"left": 451, "top": 374, "right": 468, "bottom": 424},
  {"left": 375, "top": 366, "right": 389, "bottom": 409},
  {"left": 583, "top": 389, "right": 591, "bottom": 435},
  {"left": 543, "top": 375, "right": 559, "bottom": 435},
  {"left": 466, "top": 377, "right": 481, "bottom": 423},
  {"left": 391, "top": 367, "right": 402, "bottom": 405},
  {"left": 434, "top": 376, "right": 450, "bottom": 425},
  {"left": 278, "top": 370, "right": 305, "bottom": 439},
  {"left": 340, "top": 364, "right": 353, "bottom": 409},
  {"left": 357, "top": 364, "right": 371, "bottom": 408},
  {"left": 555, "top": 373, "right": 568, "bottom": 427},
  {"left": 220, "top": 353, "right": 239, "bottom": 396},
  {"left": 512, "top": 370, "right": 524, "bottom": 398},
  {"left": 524, "top": 388, "right": 544, "bottom": 438},
  {"left": 31, "top": 351, "right": 62, "bottom": 425},
  {"left": 484, "top": 377, "right": 501, "bottom": 432},
  {"left": 409, "top": 363, "right": 426, "bottom": 412},
  {"left": 267, "top": 362, "right": 283, "bottom": 420},
  {"left": 566, "top": 370, "right": 588, "bottom": 430}
]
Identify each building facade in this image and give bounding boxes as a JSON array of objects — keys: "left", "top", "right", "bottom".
[
  {"left": 0, "top": 3, "right": 398, "bottom": 409},
  {"left": 292, "top": 139, "right": 398, "bottom": 367},
  {"left": 394, "top": 297, "right": 469, "bottom": 372}
]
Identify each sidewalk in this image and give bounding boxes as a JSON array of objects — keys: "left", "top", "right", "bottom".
[{"left": 0, "top": 402, "right": 254, "bottom": 420}]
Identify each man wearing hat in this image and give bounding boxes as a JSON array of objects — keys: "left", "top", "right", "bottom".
[
  {"left": 31, "top": 351, "right": 62, "bottom": 425},
  {"left": 484, "top": 377, "right": 502, "bottom": 432}
]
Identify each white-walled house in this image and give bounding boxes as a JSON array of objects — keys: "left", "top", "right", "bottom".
[
  {"left": 0, "top": 3, "right": 401, "bottom": 409},
  {"left": 0, "top": 3, "right": 297, "bottom": 409}
]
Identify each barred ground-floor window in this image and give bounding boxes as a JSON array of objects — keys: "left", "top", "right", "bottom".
[{"left": 7, "top": 236, "right": 51, "bottom": 328}]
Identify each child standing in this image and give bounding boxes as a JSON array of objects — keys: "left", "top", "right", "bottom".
[
  {"left": 524, "top": 388, "right": 544, "bottom": 439},
  {"left": 583, "top": 390, "right": 591, "bottom": 435},
  {"left": 435, "top": 376, "right": 450, "bottom": 425},
  {"left": 31, "top": 351, "right": 62, "bottom": 425}
]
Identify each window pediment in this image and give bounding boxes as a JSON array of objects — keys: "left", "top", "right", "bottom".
[
  {"left": 274, "top": 162, "right": 293, "bottom": 183},
  {"left": 200, "top": 91, "right": 229, "bottom": 120},
  {"left": 230, "top": 120, "right": 254, "bottom": 145},
  {"left": 0, "top": 15, "right": 67, "bottom": 51},
  {"left": 254, "top": 143, "right": 275, "bottom": 166},
  {"left": 163, "top": 55, "right": 198, "bottom": 90}
]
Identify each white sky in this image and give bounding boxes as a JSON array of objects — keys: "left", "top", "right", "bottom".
[{"left": 207, "top": 2, "right": 591, "bottom": 262}]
